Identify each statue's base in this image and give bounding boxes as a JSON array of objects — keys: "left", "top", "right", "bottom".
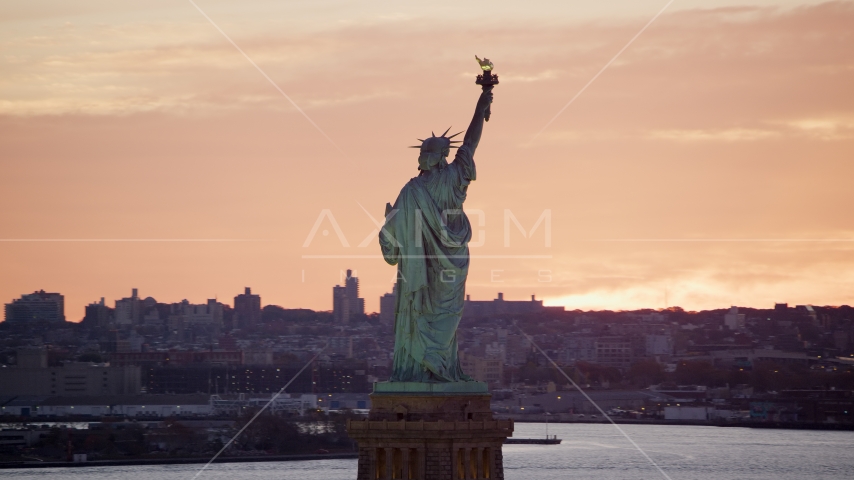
[{"left": 347, "top": 387, "right": 513, "bottom": 479}]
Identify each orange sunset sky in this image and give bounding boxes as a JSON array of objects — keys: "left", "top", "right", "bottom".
[{"left": 1, "top": 0, "right": 853, "bottom": 321}]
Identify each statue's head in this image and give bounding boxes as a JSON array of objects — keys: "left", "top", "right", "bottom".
[{"left": 410, "top": 127, "right": 462, "bottom": 173}]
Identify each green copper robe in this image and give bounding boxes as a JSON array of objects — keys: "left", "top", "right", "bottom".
[{"left": 379, "top": 144, "right": 476, "bottom": 382}]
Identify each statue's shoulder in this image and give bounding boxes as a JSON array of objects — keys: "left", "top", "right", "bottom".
[
  {"left": 404, "top": 176, "right": 425, "bottom": 190},
  {"left": 394, "top": 178, "right": 424, "bottom": 204}
]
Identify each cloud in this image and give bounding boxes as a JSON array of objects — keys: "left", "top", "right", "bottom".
[
  {"left": 782, "top": 117, "right": 854, "bottom": 140},
  {"left": 647, "top": 128, "right": 782, "bottom": 142},
  {"left": 2, "top": 2, "right": 854, "bottom": 123}
]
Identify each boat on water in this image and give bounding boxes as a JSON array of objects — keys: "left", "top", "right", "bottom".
[
  {"left": 504, "top": 416, "right": 562, "bottom": 444},
  {"left": 504, "top": 436, "right": 562, "bottom": 445}
]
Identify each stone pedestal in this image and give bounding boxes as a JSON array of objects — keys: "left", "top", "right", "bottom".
[{"left": 347, "top": 382, "right": 513, "bottom": 480}]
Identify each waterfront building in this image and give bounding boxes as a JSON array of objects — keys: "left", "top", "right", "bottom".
[
  {"left": 460, "top": 352, "right": 504, "bottom": 387},
  {"left": 462, "top": 292, "right": 562, "bottom": 318},
  {"left": 0, "top": 348, "right": 140, "bottom": 396}
]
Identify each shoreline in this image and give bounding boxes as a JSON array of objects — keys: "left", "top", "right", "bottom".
[
  {"left": 496, "top": 415, "right": 854, "bottom": 431},
  {"left": 0, "top": 452, "right": 358, "bottom": 470}
]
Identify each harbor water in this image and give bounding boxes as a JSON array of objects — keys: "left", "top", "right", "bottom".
[{"left": 4, "top": 423, "right": 854, "bottom": 480}]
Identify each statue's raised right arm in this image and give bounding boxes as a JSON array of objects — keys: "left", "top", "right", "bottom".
[{"left": 459, "top": 87, "right": 494, "bottom": 156}]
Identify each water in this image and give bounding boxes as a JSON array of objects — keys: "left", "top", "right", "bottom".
[{"left": 4, "top": 423, "right": 854, "bottom": 480}]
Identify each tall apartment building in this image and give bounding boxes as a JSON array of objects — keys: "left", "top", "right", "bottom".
[
  {"left": 333, "top": 269, "right": 364, "bottom": 324},
  {"left": 233, "top": 287, "right": 261, "bottom": 330},
  {"left": 114, "top": 288, "right": 141, "bottom": 326},
  {"left": 724, "top": 306, "right": 746, "bottom": 330},
  {"left": 379, "top": 285, "right": 397, "bottom": 325},
  {"left": 83, "top": 297, "right": 113, "bottom": 328},
  {"left": 4, "top": 290, "right": 65, "bottom": 323}
]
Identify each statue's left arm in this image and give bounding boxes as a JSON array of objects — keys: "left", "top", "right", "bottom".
[{"left": 379, "top": 202, "right": 400, "bottom": 265}]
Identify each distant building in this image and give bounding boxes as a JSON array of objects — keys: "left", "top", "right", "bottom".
[
  {"left": 333, "top": 269, "right": 364, "bottom": 324},
  {"left": 645, "top": 334, "right": 674, "bottom": 356},
  {"left": 144, "top": 362, "right": 370, "bottom": 394},
  {"left": 724, "top": 306, "right": 746, "bottom": 330},
  {"left": 328, "top": 335, "right": 354, "bottom": 358},
  {"left": 110, "top": 350, "right": 243, "bottom": 367},
  {"left": 773, "top": 303, "right": 789, "bottom": 326},
  {"left": 0, "top": 394, "right": 213, "bottom": 418},
  {"left": 505, "top": 334, "right": 533, "bottom": 366},
  {"left": 17, "top": 347, "right": 48, "bottom": 368},
  {"left": 233, "top": 287, "right": 261, "bottom": 329},
  {"left": 114, "top": 288, "right": 141, "bottom": 326},
  {"left": 83, "top": 297, "right": 113, "bottom": 328},
  {"left": 168, "top": 299, "right": 224, "bottom": 331},
  {"left": 4, "top": 290, "right": 65, "bottom": 323},
  {"left": 563, "top": 336, "right": 596, "bottom": 364},
  {"left": 141, "top": 296, "right": 165, "bottom": 326},
  {"left": 0, "top": 348, "right": 140, "bottom": 396},
  {"left": 243, "top": 351, "right": 273, "bottom": 365},
  {"left": 462, "top": 293, "right": 561, "bottom": 318},
  {"left": 794, "top": 305, "right": 818, "bottom": 326},
  {"left": 460, "top": 352, "right": 503, "bottom": 386},
  {"left": 664, "top": 406, "right": 711, "bottom": 421},
  {"left": 332, "top": 285, "right": 349, "bottom": 323},
  {"left": 594, "top": 336, "right": 633, "bottom": 369},
  {"left": 833, "top": 330, "right": 849, "bottom": 351},
  {"left": 379, "top": 285, "right": 397, "bottom": 325}
]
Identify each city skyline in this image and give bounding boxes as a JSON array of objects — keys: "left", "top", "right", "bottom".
[
  {"left": 2, "top": 282, "right": 840, "bottom": 324},
  {"left": 2, "top": 0, "right": 854, "bottom": 317}
]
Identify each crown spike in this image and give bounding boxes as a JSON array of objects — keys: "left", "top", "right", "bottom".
[
  {"left": 449, "top": 140, "right": 462, "bottom": 144},
  {"left": 408, "top": 146, "right": 421, "bottom": 148},
  {"left": 447, "top": 130, "right": 464, "bottom": 139},
  {"left": 431, "top": 131, "right": 436, "bottom": 137},
  {"left": 441, "top": 126, "right": 452, "bottom": 137}
]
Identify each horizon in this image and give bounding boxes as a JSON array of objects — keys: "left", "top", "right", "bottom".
[{"left": 6, "top": 285, "right": 852, "bottom": 324}]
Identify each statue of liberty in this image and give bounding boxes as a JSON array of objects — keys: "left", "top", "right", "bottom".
[{"left": 379, "top": 58, "right": 496, "bottom": 383}]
